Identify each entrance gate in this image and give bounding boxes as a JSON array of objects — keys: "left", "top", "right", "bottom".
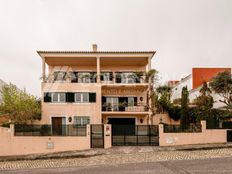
[
  {"left": 91, "top": 125, "right": 104, "bottom": 148},
  {"left": 227, "top": 130, "right": 232, "bottom": 142},
  {"left": 112, "top": 125, "right": 159, "bottom": 146}
]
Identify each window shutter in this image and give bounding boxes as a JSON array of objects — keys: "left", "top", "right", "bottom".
[
  {"left": 44, "top": 92, "right": 52, "bottom": 102},
  {"left": 66, "top": 92, "right": 75, "bottom": 102},
  {"left": 102, "top": 96, "right": 106, "bottom": 111},
  {"left": 109, "top": 72, "right": 113, "bottom": 81},
  {"left": 89, "top": 93, "right": 96, "bottom": 103},
  {"left": 100, "top": 74, "right": 104, "bottom": 81},
  {"left": 134, "top": 97, "right": 138, "bottom": 106},
  {"left": 116, "top": 73, "right": 121, "bottom": 83}
]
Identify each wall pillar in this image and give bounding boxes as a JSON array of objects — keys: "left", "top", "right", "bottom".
[
  {"left": 201, "top": 120, "right": 206, "bottom": 132},
  {"left": 97, "top": 57, "right": 100, "bottom": 83},
  {"left": 158, "top": 123, "right": 164, "bottom": 146},
  {"left": 104, "top": 124, "right": 112, "bottom": 149},
  {"left": 147, "top": 56, "right": 151, "bottom": 71},
  {"left": 10, "top": 124, "right": 14, "bottom": 137},
  {"left": 42, "top": 58, "right": 46, "bottom": 82}
]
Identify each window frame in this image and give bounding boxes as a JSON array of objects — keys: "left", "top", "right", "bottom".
[
  {"left": 75, "top": 92, "right": 90, "bottom": 103},
  {"left": 51, "top": 92, "right": 66, "bottom": 103},
  {"left": 53, "top": 71, "right": 67, "bottom": 82},
  {"left": 73, "top": 116, "right": 90, "bottom": 126}
]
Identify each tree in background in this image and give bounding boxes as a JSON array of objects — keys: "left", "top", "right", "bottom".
[
  {"left": 209, "top": 71, "right": 232, "bottom": 110},
  {"left": 155, "top": 85, "right": 172, "bottom": 113},
  {"left": 180, "top": 86, "right": 190, "bottom": 129},
  {"left": 145, "top": 69, "right": 159, "bottom": 124},
  {"left": 195, "top": 81, "right": 214, "bottom": 110},
  {"left": 0, "top": 84, "right": 41, "bottom": 124}
]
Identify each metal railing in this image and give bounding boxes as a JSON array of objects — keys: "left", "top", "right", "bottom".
[
  {"left": 14, "top": 124, "right": 87, "bottom": 136},
  {"left": 102, "top": 103, "right": 148, "bottom": 112},
  {"left": 112, "top": 125, "right": 159, "bottom": 146},
  {"left": 164, "top": 124, "right": 202, "bottom": 133},
  {"left": 206, "top": 120, "right": 232, "bottom": 129}
]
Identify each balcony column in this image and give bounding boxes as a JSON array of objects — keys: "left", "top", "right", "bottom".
[
  {"left": 97, "top": 56, "right": 100, "bottom": 83},
  {"left": 147, "top": 56, "right": 152, "bottom": 71},
  {"left": 42, "top": 58, "right": 46, "bottom": 82}
]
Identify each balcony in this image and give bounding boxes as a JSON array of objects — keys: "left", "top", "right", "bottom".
[
  {"left": 102, "top": 103, "right": 149, "bottom": 113},
  {"left": 43, "top": 71, "right": 148, "bottom": 85}
]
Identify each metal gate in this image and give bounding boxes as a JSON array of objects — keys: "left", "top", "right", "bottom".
[
  {"left": 91, "top": 125, "right": 104, "bottom": 148},
  {"left": 227, "top": 130, "right": 232, "bottom": 142},
  {"left": 112, "top": 125, "right": 159, "bottom": 146}
]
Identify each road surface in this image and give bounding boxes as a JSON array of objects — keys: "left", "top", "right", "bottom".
[{"left": 1, "top": 157, "right": 232, "bottom": 174}]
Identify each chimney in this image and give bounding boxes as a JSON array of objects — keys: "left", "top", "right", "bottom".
[{"left": 92, "top": 44, "right": 97, "bottom": 52}]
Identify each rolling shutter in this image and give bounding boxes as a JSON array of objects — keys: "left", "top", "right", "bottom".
[{"left": 134, "top": 97, "right": 138, "bottom": 106}]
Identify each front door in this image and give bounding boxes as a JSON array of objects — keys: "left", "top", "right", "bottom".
[{"left": 52, "top": 117, "right": 65, "bottom": 136}]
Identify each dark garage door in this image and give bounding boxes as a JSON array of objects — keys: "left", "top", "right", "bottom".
[{"left": 108, "top": 118, "right": 159, "bottom": 146}]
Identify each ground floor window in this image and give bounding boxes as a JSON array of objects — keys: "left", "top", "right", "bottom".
[{"left": 74, "top": 116, "right": 90, "bottom": 126}]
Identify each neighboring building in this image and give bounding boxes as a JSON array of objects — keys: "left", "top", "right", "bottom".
[
  {"left": 170, "top": 68, "right": 232, "bottom": 108},
  {"left": 37, "top": 45, "right": 156, "bottom": 130},
  {"left": 0, "top": 79, "right": 7, "bottom": 103}
]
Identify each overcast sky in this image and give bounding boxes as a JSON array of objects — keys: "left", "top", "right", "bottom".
[{"left": 0, "top": 0, "right": 231, "bottom": 97}]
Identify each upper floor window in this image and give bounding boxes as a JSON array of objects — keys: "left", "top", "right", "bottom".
[
  {"left": 44, "top": 92, "right": 96, "bottom": 103},
  {"left": 75, "top": 93, "right": 89, "bottom": 103},
  {"left": 115, "top": 72, "right": 143, "bottom": 83},
  {"left": 54, "top": 71, "right": 67, "bottom": 81},
  {"left": 101, "top": 72, "right": 113, "bottom": 82},
  {"left": 52, "top": 93, "right": 66, "bottom": 103},
  {"left": 71, "top": 72, "right": 96, "bottom": 83}
]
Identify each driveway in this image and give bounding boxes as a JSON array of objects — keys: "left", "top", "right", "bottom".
[{"left": 1, "top": 157, "right": 232, "bottom": 174}]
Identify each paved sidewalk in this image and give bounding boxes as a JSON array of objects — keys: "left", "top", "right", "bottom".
[
  {"left": 1, "top": 143, "right": 232, "bottom": 162},
  {"left": 1, "top": 147, "right": 232, "bottom": 170},
  {"left": 1, "top": 143, "right": 232, "bottom": 170}
]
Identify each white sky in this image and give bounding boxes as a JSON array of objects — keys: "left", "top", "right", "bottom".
[{"left": 0, "top": 0, "right": 232, "bottom": 97}]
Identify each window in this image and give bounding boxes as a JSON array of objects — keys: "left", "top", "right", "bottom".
[
  {"left": 121, "top": 73, "right": 136, "bottom": 83},
  {"left": 75, "top": 93, "right": 82, "bottom": 102},
  {"left": 106, "top": 97, "right": 119, "bottom": 111},
  {"left": 75, "top": 93, "right": 89, "bottom": 103},
  {"left": 59, "top": 93, "right": 66, "bottom": 102},
  {"left": 54, "top": 71, "right": 66, "bottom": 81},
  {"left": 52, "top": 93, "right": 58, "bottom": 102},
  {"left": 82, "top": 93, "right": 89, "bottom": 102},
  {"left": 128, "top": 97, "right": 135, "bottom": 106},
  {"left": 74, "top": 116, "right": 90, "bottom": 126},
  {"left": 52, "top": 93, "right": 66, "bottom": 103},
  {"left": 101, "top": 72, "right": 113, "bottom": 81},
  {"left": 74, "top": 72, "right": 97, "bottom": 83}
]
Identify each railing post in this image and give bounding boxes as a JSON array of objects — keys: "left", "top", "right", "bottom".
[
  {"left": 136, "top": 125, "right": 138, "bottom": 145},
  {"left": 10, "top": 124, "right": 14, "bottom": 137}
]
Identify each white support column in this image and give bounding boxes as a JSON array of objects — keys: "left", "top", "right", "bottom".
[
  {"left": 148, "top": 56, "right": 151, "bottom": 71},
  {"left": 42, "top": 58, "right": 46, "bottom": 82},
  {"left": 97, "top": 56, "right": 100, "bottom": 83}
]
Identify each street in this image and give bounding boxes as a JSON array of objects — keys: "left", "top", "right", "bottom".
[{"left": 1, "top": 157, "right": 232, "bottom": 174}]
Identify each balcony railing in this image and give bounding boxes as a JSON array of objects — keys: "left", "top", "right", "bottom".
[
  {"left": 14, "top": 124, "right": 87, "bottom": 136},
  {"left": 43, "top": 71, "right": 147, "bottom": 84},
  {"left": 102, "top": 103, "right": 148, "bottom": 112},
  {"left": 164, "top": 124, "right": 202, "bottom": 133}
]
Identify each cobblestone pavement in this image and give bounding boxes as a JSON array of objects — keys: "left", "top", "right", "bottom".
[{"left": 1, "top": 148, "right": 232, "bottom": 171}]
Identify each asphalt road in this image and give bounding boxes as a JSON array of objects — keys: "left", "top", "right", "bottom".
[{"left": 1, "top": 157, "right": 232, "bottom": 174}]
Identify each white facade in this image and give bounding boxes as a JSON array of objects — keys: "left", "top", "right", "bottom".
[
  {"left": 171, "top": 74, "right": 226, "bottom": 109},
  {"left": 171, "top": 74, "right": 192, "bottom": 101}
]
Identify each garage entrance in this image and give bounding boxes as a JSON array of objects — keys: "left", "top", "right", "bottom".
[
  {"left": 108, "top": 118, "right": 136, "bottom": 137},
  {"left": 108, "top": 117, "right": 159, "bottom": 146}
]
